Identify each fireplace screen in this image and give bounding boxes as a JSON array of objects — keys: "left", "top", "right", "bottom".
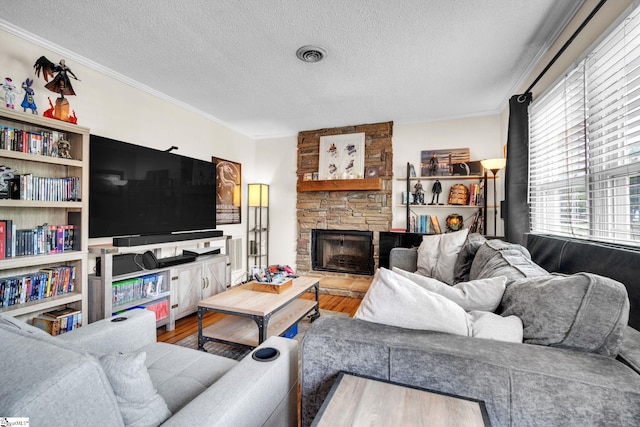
[{"left": 311, "top": 229, "right": 374, "bottom": 275}]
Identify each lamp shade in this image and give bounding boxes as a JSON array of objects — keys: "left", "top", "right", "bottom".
[
  {"left": 248, "top": 183, "right": 269, "bottom": 207},
  {"left": 480, "top": 158, "right": 506, "bottom": 173}
]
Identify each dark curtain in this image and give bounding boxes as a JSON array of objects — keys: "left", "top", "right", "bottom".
[{"left": 504, "top": 93, "right": 532, "bottom": 246}]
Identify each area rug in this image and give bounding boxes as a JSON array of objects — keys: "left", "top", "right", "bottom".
[{"left": 173, "top": 309, "right": 348, "bottom": 360}]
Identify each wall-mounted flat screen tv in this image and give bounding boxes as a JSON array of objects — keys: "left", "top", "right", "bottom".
[{"left": 89, "top": 135, "right": 217, "bottom": 238}]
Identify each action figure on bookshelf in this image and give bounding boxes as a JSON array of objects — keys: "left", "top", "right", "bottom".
[
  {"left": 2, "top": 77, "right": 18, "bottom": 109},
  {"left": 413, "top": 180, "right": 425, "bottom": 204},
  {"left": 0, "top": 165, "right": 18, "bottom": 199},
  {"left": 33, "top": 57, "right": 81, "bottom": 123},
  {"left": 20, "top": 78, "right": 37, "bottom": 114},
  {"left": 429, "top": 179, "right": 443, "bottom": 205}
]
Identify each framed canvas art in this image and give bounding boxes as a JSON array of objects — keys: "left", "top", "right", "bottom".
[
  {"left": 420, "top": 148, "right": 471, "bottom": 176},
  {"left": 211, "top": 157, "right": 241, "bottom": 224},
  {"left": 318, "top": 133, "right": 365, "bottom": 180}
]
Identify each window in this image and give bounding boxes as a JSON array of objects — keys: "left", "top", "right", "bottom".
[{"left": 529, "top": 5, "right": 640, "bottom": 246}]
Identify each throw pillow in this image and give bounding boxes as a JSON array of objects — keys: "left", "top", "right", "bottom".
[
  {"left": 355, "top": 268, "right": 523, "bottom": 343},
  {"left": 453, "top": 233, "right": 487, "bottom": 284},
  {"left": 468, "top": 311, "right": 523, "bottom": 342},
  {"left": 416, "top": 228, "right": 469, "bottom": 285},
  {"left": 469, "top": 240, "right": 548, "bottom": 284},
  {"left": 99, "top": 351, "right": 171, "bottom": 427},
  {"left": 355, "top": 268, "right": 471, "bottom": 336},
  {"left": 500, "top": 273, "right": 630, "bottom": 357},
  {"left": 392, "top": 267, "right": 506, "bottom": 312}
]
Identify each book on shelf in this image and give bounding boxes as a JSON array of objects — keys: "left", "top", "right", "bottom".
[
  {"left": 0, "top": 265, "right": 76, "bottom": 308},
  {"left": 0, "top": 125, "right": 67, "bottom": 158},
  {"left": 0, "top": 220, "right": 5, "bottom": 260},
  {"left": 430, "top": 216, "right": 442, "bottom": 234},
  {"left": 32, "top": 307, "right": 82, "bottom": 335}
]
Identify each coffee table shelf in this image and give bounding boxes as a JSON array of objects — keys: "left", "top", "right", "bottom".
[
  {"left": 197, "top": 275, "right": 320, "bottom": 349},
  {"left": 201, "top": 298, "right": 317, "bottom": 347}
]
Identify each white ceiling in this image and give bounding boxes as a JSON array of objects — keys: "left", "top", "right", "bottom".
[{"left": 1, "top": 0, "right": 583, "bottom": 139}]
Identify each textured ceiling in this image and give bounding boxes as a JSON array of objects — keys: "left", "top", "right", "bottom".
[{"left": 1, "top": 0, "right": 583, "bottom": 139}]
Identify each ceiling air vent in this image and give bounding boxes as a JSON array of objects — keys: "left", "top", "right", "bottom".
[{"left": 296, "top": 45, "right": 327, "bottom": 63}]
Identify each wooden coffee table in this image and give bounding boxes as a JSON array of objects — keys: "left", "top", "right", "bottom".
[
  {"left": 312, "top": 373, "right": 491, "bottom": 427},
  {"left": 197, "top": 275, "right": 320, "bottom": 349}
]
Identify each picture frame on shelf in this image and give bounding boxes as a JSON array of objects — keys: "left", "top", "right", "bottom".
[
  {"left": 211, "top": 157, "right": 241, "bottom": 225},
  {"left": 318, "top": 133, "right": 365, "bottom": 180},
  {"left": 420, "top": 148, "right": 470, "bottom": 176}
]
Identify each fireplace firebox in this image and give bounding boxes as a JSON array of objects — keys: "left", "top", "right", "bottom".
[{"left": 311, "top": 229, "right": 374, "bottom": 275}]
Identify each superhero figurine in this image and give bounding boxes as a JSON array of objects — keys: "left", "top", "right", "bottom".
[
  {"left": 33, "top": 56, "right": 81, "bottom": 122},
  {"left": 20, "top": 78, "right": 37, "bottom": 114}
]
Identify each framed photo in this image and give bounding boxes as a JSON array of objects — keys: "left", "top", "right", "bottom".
[
  {"left": 318, "top": 133, "right": 365, "bottom": 180},
  {"left": 420, "top": 148, "right": 470, "bottom": 176},
  {"left": 211, "top": 157, "right": 241, "bottom": 224}
]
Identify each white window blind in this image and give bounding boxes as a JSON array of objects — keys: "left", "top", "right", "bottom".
[{"left": 530, "top": 5, "right": 640, "bottom": 246}]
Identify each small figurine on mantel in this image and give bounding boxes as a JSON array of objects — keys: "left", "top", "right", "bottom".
[
  {"left": 430, "top": 179, "right": 443, "bottom": 205},
  {"left": 413, "top": 180, "right": 425, "bottom": 205}
]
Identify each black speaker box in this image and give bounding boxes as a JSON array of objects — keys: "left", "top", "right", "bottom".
[{"left": 96, "top": 253, "right": 144, "bottom": 277}]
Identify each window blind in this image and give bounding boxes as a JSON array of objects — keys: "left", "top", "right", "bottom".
[{"left": 530, "top": 5, "right": 640, "bottom": 246}]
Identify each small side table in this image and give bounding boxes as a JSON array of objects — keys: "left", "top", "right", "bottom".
[{"left": 312, "top": 372, "right": 491, "bottom": 427}]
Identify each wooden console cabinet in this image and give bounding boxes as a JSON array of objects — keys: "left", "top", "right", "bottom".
[{"left": 88, "top": 235, "right": 230, "bottom": 330}]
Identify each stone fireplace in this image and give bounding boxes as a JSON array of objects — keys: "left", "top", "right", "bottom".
[
  {"left": 311, "top": 229, "right": 374, "bottom": 275},
  {"left": 296, "top": 121, "right": 393, "bottom": 282}
]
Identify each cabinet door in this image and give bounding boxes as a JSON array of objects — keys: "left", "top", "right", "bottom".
[
  {"left": 172, "top": 263, "right": 203, "bottom": 320},
  {"left": 201, "top": 256, "right": 227, "bottom": 298}
]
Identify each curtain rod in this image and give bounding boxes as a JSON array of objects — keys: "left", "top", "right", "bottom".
[{"left": 524, "top": 0, "right": 608, "bottom": 95}]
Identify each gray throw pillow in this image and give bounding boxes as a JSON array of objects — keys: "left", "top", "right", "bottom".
[
  {"left": 500, "top": 273, "right": 629, "bottom": 357},
  {"left": 469, "top": 240, "right": 547, "bottom": 284},
  {"left": 453, "top": 233, "right": 487, "bottom": 284}
]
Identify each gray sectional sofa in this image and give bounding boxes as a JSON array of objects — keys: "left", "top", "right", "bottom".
[
  {"left": 0, "top": 308, "right": 298, "bottom": 427},
  {"left": 301, "top": 234, "right": 640, "bottom": 426}
]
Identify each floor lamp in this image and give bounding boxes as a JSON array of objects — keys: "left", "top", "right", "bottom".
[{"left": 480, "top": 158, "right": 506, "bottom": 236}]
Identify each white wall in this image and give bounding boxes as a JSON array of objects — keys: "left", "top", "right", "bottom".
[{"left": 254, "top": 135, "right": 298, "bottom": 268}]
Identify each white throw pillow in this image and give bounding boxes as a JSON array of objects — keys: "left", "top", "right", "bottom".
[
  {"left": 468, "top": 311, "right": 523, "bottom": 343},
  {"left": 355, "top": 268, "right": 471, "bottom": 336},
  {"left": 392, "top": 267, "right": 506, "bottom": 312},
  {"left": 99, "top": 351, "right": 171, "bottom": 427},
  {"left": 355, "top": 268, "right": 523, "bottom": 343},
  {"left": 416, "top": 229, "right": 469, "bottom": 285}
]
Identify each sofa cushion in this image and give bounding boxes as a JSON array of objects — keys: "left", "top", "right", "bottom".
[
  {"left": 355, "top": 268, "right": 522, "bottom": 343},
  {"left": 142, "top": 341, "right": 237, "bottom": 413},
  {"left": 355, "top": 267, "right": 471, "bottom": 335},
  {"left": 470, "top": 239, "right": 548, "bottom": 283},
  {"left": 0, "top": 323, "right": 124, "bottom": 426},
  {"left": 500, "top": 273, "right": 630, "bottom": 357},
  {"left": 392, "top": 267, "right": 506, "bottom": 312},
  {"left": 453, "top": 233, "right": 487, "bottom": 284},
  {"left": 416, "top": 229, "right": 469, "bottom": 284},
  {"left": 99, "top": 351, "right": 172, "bottom": 427}
]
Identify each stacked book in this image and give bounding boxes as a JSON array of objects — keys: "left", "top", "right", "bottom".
[{"left": 31, "top": 307, "right": 82, "bottom": 336}]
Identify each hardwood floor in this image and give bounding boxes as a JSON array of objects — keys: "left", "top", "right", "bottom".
[{"left": 156, "top": 292, "right": 362, "bottom": 343}]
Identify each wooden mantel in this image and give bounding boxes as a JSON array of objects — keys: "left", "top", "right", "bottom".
[{"left": 297, "top": 178, "right": 383, "bottom": 192}]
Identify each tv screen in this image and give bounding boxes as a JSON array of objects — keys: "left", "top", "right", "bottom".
[{"left": 89, "top": 135, "right": 216, "bottom": 238}]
